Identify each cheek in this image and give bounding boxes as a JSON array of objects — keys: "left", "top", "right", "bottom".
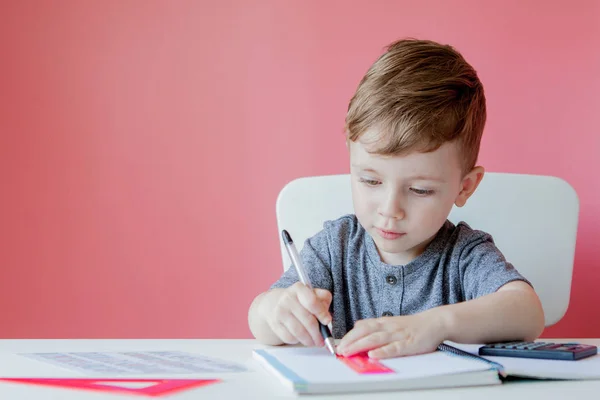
[
  {"left": 350, "top": 183, "right": 361, "bottom": 209},
  {"left": 351, "top": 185, "right": 375, "bottom": 215},
  {"left": 415, "top": 196, "right": 455, "bottom": 225}
]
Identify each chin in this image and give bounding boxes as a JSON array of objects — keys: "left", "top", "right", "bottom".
[{"left": 374, "top": 239, "right": 410, "bottom": 254}]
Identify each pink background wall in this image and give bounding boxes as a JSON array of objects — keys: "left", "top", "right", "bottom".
[{"left": 1, "top": 0, "right": 598, "bottom": 338}]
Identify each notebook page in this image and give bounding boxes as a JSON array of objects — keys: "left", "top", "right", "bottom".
[
  {"left": 486, "top": 354, "right": 600, "bottom": 379},
  {"left": 262, "top": 346, "right": 493, "bottom": 384},
  {"left": 451, "top": 343, "right": 600, "bottom": 380}
]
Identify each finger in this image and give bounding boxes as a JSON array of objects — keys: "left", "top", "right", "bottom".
[
  {"left": 289, "top": 300, "right": 324, "bottom": 347},
  {"left": 295, "top": 286, "right": 332, "bottom": 325},
  {"left": 275, "top": 288, "right": 315, "bottom": 346},
  {"left": 270, "top": 320, "right": 298, "bottom": 345},
  {"left": 281, "top": 313, "right": 316, "bottom": 347},
  {"left": 368, "top": 341, "right": 406, "bottom": 359},
  {"left": 267, "top": 300, "right": 298, "bottom": 344},
  {"left": 340, "top": 331, "right": 392, "bottom": 357},
  {"left": 337, "top": 319, "right": 380, "bottom": 354}
]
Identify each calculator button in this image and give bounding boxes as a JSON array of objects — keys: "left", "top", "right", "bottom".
[
  {"left": 509, "top": 343, "right": 528, "bottom": 349},
  {"left": 537, "top": 344, "right": 562, "bottom": 350},
  {"left": 527, "top": 343, "right": 548, "bottom": 349},
  {"left": 516, "top": 342, "right": 535, "bottom": 349},
  {"left": 498, "top": 342, "right": 522, "bottom": 348}
]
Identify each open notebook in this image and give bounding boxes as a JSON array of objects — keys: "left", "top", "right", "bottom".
[{"left": 253, "top": 342, "right": 600, "bottom": 395}]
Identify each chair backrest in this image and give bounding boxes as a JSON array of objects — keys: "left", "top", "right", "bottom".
[{"left": 276, "top": 172, "right": 579, "bottom": 327}]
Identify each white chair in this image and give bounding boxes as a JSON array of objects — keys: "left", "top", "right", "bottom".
[{"left": 276, "top": 172, "right": 579, "bottom": 327}]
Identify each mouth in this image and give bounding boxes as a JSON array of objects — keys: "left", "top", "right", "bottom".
[{"left": 375, "top": 228, "right": 406, "bottom": 240}]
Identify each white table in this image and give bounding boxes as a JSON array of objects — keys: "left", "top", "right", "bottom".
[{"left": 0, "top": 339, "right": 598, "bottom": 399}]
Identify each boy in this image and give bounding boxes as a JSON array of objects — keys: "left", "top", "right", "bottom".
[{"left": 248, "top": 38, "right": 545, "bottom": 359}]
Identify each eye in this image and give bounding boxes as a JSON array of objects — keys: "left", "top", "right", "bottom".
[
  {"left": 359, "top": 177, "right": 381, "bottom": 186},
  {"left": 410, "top": 188, "right": 434, "bottom": 196}
]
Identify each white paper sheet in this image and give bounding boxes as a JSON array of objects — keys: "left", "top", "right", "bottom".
[{"left": 18, "top": 351, "right": 246, "bottom": 375}]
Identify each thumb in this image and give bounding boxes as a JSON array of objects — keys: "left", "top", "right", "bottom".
[{"left": 314, "top": 289, "right": 332, "bottom": 305}]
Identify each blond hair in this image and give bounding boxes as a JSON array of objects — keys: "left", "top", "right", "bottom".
[{"left": 345, "top": 38, "right": 486, "bottom": 173}]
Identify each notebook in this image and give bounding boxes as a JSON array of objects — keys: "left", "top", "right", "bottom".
[
  {"left": 456, "top": 343, "right": 600, "bottom": 380},
  {"left": 253, "top": 342, "right": 600, "bottom": 395}
]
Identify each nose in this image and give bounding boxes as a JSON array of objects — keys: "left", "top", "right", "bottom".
[{"left": 377, "top": 190, "right": 405, "bottom": 220}]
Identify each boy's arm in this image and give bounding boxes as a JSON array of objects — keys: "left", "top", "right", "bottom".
[
  {"left": 434, "top": 280, "right": 545, "bottom": 344},
  {"left": 445, "top": 231, "right": 545, "bottom": 343},
  {"left": 337, "top": 280, "right": 544, "bottom": 359}
]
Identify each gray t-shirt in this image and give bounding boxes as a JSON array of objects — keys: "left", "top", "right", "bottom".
[{"left": 271, "top": 214, "right": 530, "bottom": 338}]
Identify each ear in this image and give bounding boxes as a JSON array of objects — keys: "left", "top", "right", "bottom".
[{"left": 454, "top": 166, "right": 485, "bottom": 207}]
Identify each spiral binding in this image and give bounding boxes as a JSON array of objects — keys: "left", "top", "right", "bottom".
[{"left": 437, "top": 343, "right": 507, "bottom": 379}]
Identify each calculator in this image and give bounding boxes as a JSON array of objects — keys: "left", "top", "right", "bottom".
[{"left": 479, "top": 341, "right": 598, "bottom": 361}]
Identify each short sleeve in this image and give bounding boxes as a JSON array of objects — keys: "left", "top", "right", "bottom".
[
  {"left": 460, "top": 231, "right": 531, "bottom": 300},
  {"left": 270, "top": 226, "right": 334, "bottom": 292}
]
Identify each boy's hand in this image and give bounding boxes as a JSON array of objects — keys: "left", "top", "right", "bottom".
[
  {"left": 336, "top": 310, "right": 446, "bottom": 359},
  {"left": 259, "top": 282, "right": 332, "bottom": 347}
]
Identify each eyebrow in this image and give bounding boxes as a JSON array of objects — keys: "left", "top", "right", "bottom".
[
  {"left": 408, "top": 175, "right": 446, "bottom": 183},
  {"left": 351, "top": 164, "right": 446, "bottom": 183},
  {"left": 351, "top": 164, "right": 379, "bottom": 174}
]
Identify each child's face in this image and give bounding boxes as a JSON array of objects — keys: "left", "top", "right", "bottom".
[{"left": 349, "top": 132, "right": 482, "bottom": 265}]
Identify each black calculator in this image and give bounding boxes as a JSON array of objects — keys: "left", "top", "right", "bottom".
[{"left": 479, "top": 341, "right": 598, "bottom": 361}]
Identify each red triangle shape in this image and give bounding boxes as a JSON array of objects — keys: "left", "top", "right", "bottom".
[{"left": 0, "top": 378, "right": 219, "bottom": 397}]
